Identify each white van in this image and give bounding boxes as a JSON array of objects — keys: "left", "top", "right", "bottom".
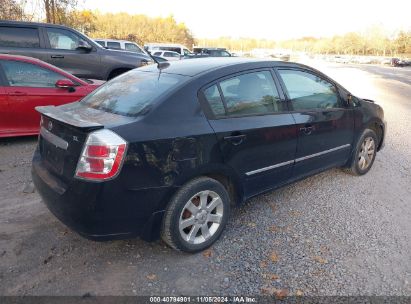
[
  {"left": 144, "top": 43, "right": 193, "bottom": 56},
  {"left": 94, "top": 39, "right": 145, "bottom": 54}
]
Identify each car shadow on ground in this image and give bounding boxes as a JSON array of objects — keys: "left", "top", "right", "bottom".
[{"left": 0, "top": 135, "right": 38, "bottom": 146}]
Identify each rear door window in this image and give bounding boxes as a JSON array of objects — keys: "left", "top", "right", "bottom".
[
  {"left": 219, "top": 71, "right": 283, "bottom": 116},
  {"left": 81, "top": 70, "right": 185, "bottom": 116},
  {"left": 107, "top": 41, "right": 121, "bottom": 49},
  {"left": 1, "top": 60, "right": 69, "bottom": 87},
  {"left": 278, "top": 69, "right": 341, "bottom": 110},
  {"left": 0, "top": 27, "right": 40, "bottom": 48},
  {"left": 203, "top": 85, "right": 225, "bottom": 117}
]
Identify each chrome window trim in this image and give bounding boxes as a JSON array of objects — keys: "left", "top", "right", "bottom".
[
  {"left": 40, "top": 126, "right": 68, "bottom": 150},
  {"left": 245, "top": 144, "right": 351, "bottom": 176}
]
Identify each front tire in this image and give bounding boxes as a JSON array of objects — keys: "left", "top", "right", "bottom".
[
  {"left": 346, "top": 129, "right": 378, "bottom": 176},
  {"left": 161, "top": 177, "right": 230, "bottom": 253}
]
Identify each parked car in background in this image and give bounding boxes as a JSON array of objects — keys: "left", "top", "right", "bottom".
[
  {"left": 390, "top": 58, "right": 410, "bottom": 67},
  {"left": 32, "top": 58, "right": 385, "bottom": 253},
  {"left": 0, "top": 54, "right": 102, "bottom": 138},
  {"left": 334, "top": 56, "right": 349, "bottom": 64},
  {"left": 151, "top": 50, "right": 181, "bottom": 61},
  {"left": 94, "top": 39, "right": 146, "bottom": 54},
  {"left": 144, "top": 43, "right": 193, "bottom": 56},
  {"left": 193, "top": 47, "right": 232, "bottom": 57},
  {"left": 0, "top": 21, "right": 152, "bottom": 80}
]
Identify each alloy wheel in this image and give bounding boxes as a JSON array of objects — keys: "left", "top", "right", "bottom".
[
  {"left": 358, "top": 136, "right": 375, "bottom": 170},
  {"left": 179, "top": 190, "right": 224, "bottom": 245}
]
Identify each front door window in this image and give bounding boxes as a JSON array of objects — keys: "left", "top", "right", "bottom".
[{"left": 278, "top": 69, "right": 340, "bottom": 110}]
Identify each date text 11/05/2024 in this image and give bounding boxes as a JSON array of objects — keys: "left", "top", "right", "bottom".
[{"left": 149, "top": 296, "right": 257, "bottom": 303}]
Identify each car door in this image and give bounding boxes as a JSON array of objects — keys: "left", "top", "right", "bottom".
[
  {"left": 276, "top": 68, "right": 354, "bottom": 178},
  {"left": 43, "top": 27, "right": 102, "bottom": 79},
  {"left": 0, "top": 68, "right": 9, "bottom": 136},
  {"left": 0, "top": 59, "right": 85, "bottom": 135},
  {"left": 201, "top": 69, "right": 297, "bottom": 198}
]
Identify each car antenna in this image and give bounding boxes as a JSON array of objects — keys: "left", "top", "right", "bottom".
[{"left": 147, "top": 51, "right": 170, "bottom": 70}]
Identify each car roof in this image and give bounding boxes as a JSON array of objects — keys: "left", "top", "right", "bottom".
[
  {"left": 155, "top": 50, "right": 179, "bottom": 54},
  {"left": 95, "top": 39, "right": 136, "bottom": 44},
  {"left": 0, "top": 53, "right": 46, "bottom": 64},
  {"left": 145, "top": 43, "right": 186, "bottom": 47},
  {"left": 203, "top": 48, "right": 227, "bottom": 51},
  {"left": 0, "top": 20, "right": 71, "bottom": 29},
  {"left": 138, "top": 57, "right": 304, "bottom": 77}
]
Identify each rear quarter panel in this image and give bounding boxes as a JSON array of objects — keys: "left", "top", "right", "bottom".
[{"left": 111, "top": 79, "right": 240, "bottom": 210}]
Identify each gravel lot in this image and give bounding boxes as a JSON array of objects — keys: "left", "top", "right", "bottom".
[{"left": 0, "top": 62, "right": 410, "bottom": 297}]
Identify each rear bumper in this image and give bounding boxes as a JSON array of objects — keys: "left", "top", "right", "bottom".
[{"left": 32, "top": 149, "right": 173, "bottom": 241}]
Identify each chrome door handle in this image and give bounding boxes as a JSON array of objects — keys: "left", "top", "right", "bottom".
[
  {"left": 300, "top": 125, "right": 314, "bottom": 135},
  {"left": 224, "top": 134, "right": 246, "bottom": 146}
]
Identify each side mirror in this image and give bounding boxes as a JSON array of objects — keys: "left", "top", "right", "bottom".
[
  {"left": 55, "top": 79, "right": 76, "bottom": 91},
  {"left": 344, "top": 93, "right": 353, "bottom": 106},
  {"left": 77, "top": 40, "right": 92, "bottom": 52}
]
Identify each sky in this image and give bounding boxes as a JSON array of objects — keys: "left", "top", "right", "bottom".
[{"left": 83, "top": 0, "right": 411, "bottom": 40}]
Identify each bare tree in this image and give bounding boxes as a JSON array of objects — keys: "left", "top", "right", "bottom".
[
  {"left": 42, "top": 0, "right": 78, "bottom": 24},
  {"left": 0, "top": 0, "right": 26, "bottom": 20}
]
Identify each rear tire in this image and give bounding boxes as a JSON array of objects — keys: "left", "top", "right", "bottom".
[
  {"left": 161, "top": 177, "right": 230, "bottom": 253},
  {"left": 345, "top": 129, "right": 378, "bottom": 176}
]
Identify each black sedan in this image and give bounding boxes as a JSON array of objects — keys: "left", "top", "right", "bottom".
[{"left": 32, "top": 58, "right": 386, "bottom": 252}]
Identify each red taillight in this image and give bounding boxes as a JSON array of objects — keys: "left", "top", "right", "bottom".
[
  {"left": 87, "top": 145, "right": 110, "bottom": 158},
  {"left": 75, "top": 129, "right": 127, "bottom": 181}
]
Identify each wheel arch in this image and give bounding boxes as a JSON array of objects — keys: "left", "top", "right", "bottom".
[
  {"left": 175, "top": 164, "right": 244, "bottom": 207},
  {"left": 368, "top": 120, "right": 385, "bottom": 151},
  {"left": 345, "top": 121, "right": 382, "bottom": 168}
]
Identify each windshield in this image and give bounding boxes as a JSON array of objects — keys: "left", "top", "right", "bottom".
[{"left": 81, "top": 70, "right": 185, "bottom": 116}]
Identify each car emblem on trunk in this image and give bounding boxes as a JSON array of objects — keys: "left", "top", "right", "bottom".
[{"left": 48, "top": 121, "right": 53, "bottom": 131}]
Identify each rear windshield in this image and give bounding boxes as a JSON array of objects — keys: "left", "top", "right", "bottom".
[{"left": 81, "top": 70, "right": 185, "bottom": 116}]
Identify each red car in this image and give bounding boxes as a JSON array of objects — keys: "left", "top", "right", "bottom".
[{"left": 0, "top": 55, "right": 103, "bottom": 138}]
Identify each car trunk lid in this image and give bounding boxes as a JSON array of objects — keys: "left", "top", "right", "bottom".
[{"left": 36, "top": 102, "right": 132, "bottom": 182}]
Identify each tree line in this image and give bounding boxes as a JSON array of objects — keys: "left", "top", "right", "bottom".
[
  {"left": 1, "top": 0, "right": 410, "bottom": 56},
  {"left": 201, "top": 28, "right": 411, "bottom": 56},
  {"left": 1, "top": 0, "right": 195, "bottom": 47}
]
